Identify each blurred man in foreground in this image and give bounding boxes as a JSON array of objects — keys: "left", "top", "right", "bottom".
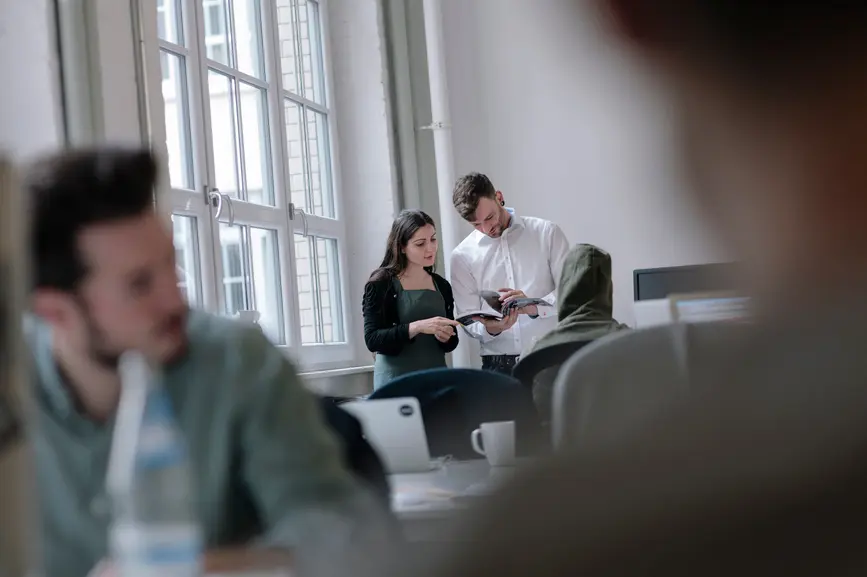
[
  {"left": 395, "top": 1, "right": 867, "bottom": 576},
  {"left": 25, "top": 148, "right": 392, "bottom": 577}
]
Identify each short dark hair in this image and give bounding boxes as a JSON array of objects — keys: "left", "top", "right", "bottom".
[
  {"left": 27, "top": 148, "right": 158, "bottom": 291},
  {"left": 452, "top": 172, "right": 496, "bottom": 221}
]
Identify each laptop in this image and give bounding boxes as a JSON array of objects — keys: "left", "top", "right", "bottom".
[{"left": 341, "top": 397, "right": 434, "bottom": 474}]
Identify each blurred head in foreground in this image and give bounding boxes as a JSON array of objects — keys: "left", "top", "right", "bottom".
[
  {"left": 375, "top": 3, "right": 867, "bottom": 577},
  {"left": 28, "top": 148, "right": 188, "bottom": 367},
  {"left": 600, "top": 0, "right": 867, "bottom": 305}
]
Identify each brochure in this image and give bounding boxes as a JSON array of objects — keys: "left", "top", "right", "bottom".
[{"left": 456, "top": 290, "right": 551, "bottom": 326}]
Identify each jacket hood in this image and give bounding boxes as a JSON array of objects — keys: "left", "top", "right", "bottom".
[
  {"left": 528, "top": 244, "right": 627, "bottom": 355},
  {"left": 558, "top": 243, "right": 614, "bottom": 322}
]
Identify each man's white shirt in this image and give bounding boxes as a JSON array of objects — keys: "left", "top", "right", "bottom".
[{"left": 450, "top": 211, "right": 571, "bottom": 357}]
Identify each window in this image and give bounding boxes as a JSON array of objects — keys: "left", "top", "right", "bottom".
[
  {"left": 150, "top": 0, "right": 350, "bottom": 368},
  {"left": 202, "top": 0, "right": 229, "bottom": 65}
]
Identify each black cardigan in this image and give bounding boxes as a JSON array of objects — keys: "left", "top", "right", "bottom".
[{"left": 362, "top": 271, "right": 459, "bottom": 356}]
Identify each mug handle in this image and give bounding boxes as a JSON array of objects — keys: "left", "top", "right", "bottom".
[{"left": 471, "top": 428, "right": 486, "bottom": 456}]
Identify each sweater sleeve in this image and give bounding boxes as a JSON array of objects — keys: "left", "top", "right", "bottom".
[
  {"left": 239, "top": 329, "right": 396, "bottom": 563},
  {"left": 435, "top": 274, "right": 460, "bottom": 353},
  {"left": 362, "top": 278, "right": 412, "bottom": 355}
]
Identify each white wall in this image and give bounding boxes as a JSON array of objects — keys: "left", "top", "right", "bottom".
[
  {"left": 383, "top": 0, "right": 443, "bottom": 266},
  {"left": 405, "top": 0, "right": 729, "bottom": 325},
  {"left": 327, "top": 0, "right": 400, "bottom": 367},
  {"left": 0, "top": 0, "right": 64, "bottom": 160}
]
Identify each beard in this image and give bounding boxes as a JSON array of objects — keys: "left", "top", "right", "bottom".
[
  {"left": 76, "top": 300, "right": 189, "bottom": 369},
  {"left": 487, "top": 207, "right": 512, "bottom": 238},
  {"left": 80, "top": 312, "right": 123, "bottom": 369}
]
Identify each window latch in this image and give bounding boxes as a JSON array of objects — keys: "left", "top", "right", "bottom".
[{"left": 289, "top": 203, "right": 309, "bottom": 236}]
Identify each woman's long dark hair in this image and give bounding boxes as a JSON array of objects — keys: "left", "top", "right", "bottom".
[{"left": 369, "top": 209, "right": 437, "bottom": 282}]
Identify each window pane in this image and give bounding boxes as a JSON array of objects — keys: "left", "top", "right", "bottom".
[
  {"left": 283, "top": 100, "right": 306, "bottom": 211},
  {"left": 202, "top": 0, "right": 231, "bottom": 67},
  {"left": 239, "top": 82, "right": 273, "bottom": 205},
  {"left": 314, "top": 236, "right": 343, "bottom": 342},
  {"left": 157, "top": 0, "right": 182, "bottom": 45},
  {"left": 232, "top": 0, "right": 266, "bottom": 79},
  {"left": 219, "top": 224, "right": 249, "bottom": 315},
  {"left": 171, "top": 215, "right": 200, "bottom": 306},
  {"left": 160, "top": 51, "right": 194, "bottom": 190},
  {"left": 249, "top": 227, "right": 285, "bottom": 344},
  {"left": 305, "top": 108, "right": 334, "bottom": 218},
  {"left": 220, "top": 224, "right": 286, "bottom": 344},
  {"left": 207, "top": 69, "right": 240, "bottom": 198},
  {"left": 275, "top": 0, "right": 301, "bottom": 95},
  {"left": 294, "top": 234, "right": 343, "bottom": 344},
  {"left": 160, "top": 51, "right": 170, "bottom": 81},
  {"left": 298, "top": 0, "right": 326, "bottom": 104},
  {"left": 293, "top": 235, "right": 316, "bottom": 344}
]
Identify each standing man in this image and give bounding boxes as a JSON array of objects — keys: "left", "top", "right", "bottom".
[{"left": 450, "top": 173, "right": 570, "bottom": 374}]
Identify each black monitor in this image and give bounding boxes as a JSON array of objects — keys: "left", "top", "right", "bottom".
[{"left": 633, "top": 263, "right": 739, "bottom": 301}]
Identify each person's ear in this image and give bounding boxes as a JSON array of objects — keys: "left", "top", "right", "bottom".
[
  {"left": 32, "top": 289, "right": 77, "bottom": 331},
  {"left": 496, "top": 190, "right": 505, "bottom": 206}
]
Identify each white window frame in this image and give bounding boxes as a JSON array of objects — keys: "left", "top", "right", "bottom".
[{"left": 143, "top": 0, "right": 354, "bottom": 370}]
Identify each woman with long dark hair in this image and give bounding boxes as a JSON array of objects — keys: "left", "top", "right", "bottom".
[{"left": 363, "top": 210, "right": 460, "bottom": 389}]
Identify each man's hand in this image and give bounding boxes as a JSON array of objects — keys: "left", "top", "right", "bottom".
[
  {"left": 204, "top": 548, "right": 292, "bottom": 573},
  {"left": 498, "top": 288, "right": 538, "bottom": 316},
  {"left": 476, "top": 309, "right": 519, "bottom": 336},
  {"left": 88, "top": 549, "right": 293, "bottom": 577}
]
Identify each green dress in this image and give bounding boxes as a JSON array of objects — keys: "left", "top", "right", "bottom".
[{"left": 373, "top": 278, "right": 449, "bottom": 389}]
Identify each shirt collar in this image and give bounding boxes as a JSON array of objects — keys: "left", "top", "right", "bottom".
[
  {"left": 504, "top": 207, "right": 524, "bottom": 231},
  {"left": 469, "top": 207, "right": 524, "bottom": 244},
  {"left": 26, "top": 315, "right": 75, "bottom": 417}
]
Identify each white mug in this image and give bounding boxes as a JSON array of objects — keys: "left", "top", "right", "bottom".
[
  {"left": 236, "top": 310, "right": 261, "bottom": 325},
  {"left": 471, "top": 421, "right": 516, "bottom": 467}
]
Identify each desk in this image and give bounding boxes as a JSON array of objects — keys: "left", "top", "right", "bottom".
[{"left": 390, "top": 459, "right": 521, "bottom": 540}]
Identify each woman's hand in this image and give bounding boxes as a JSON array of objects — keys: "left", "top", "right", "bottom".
[
  {"left": 409, "top": 317, "right": 460, "bottom": 339},
  {"left": 434, "top": 325, "right": 456, "bottom": 343}
]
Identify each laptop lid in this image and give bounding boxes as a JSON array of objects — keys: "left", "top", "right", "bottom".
[{"left": 341, "top": 398, "right": 433, "bottom": 474}]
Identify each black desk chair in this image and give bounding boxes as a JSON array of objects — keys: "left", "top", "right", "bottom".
[
  {"left": 512, "top": 341, "right": 593, "bottom": 423},
  {"left": 318, "top": 396, "right": 390, "bottom": 507},
  {"left": 368, "top": 368, "right": 547, "bottom": 460}
]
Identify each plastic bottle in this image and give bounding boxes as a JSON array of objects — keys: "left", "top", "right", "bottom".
[{"left": 106, "top": 352, "right": 202, "bottom": 577}]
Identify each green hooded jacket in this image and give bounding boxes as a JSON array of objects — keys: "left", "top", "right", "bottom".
[
  {"left": 514, "top": 244, "right": 628, "bottom": 419},
  {"left": 534, "top": 243, "right": 626, "bottom": 350}
]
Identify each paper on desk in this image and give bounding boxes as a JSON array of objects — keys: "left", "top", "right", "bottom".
[{"left": 392, "top": 485, "right": 457, "bottom": 509}]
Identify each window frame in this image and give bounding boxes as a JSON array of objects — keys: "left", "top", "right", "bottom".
[{"left": 144, "top": 0, "right": 354, "bottom": 370}]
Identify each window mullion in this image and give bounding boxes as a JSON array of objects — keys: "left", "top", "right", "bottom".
[
  {"left": 291, "top": 0, "right": 306, "bottom": 98},
  {"left": 242, "top": 225, "right": 255, "bottom": 311},
  {"left": 269, "top": 23, "right": 299, "bottom": 342},
  {"left": 234, "top": 79, "right": 250, "bottom": 201},
  {"left": 185, "top": 0, "right": 226, "bottom": 314},
  {"left": 226, "top": 0, "right": 238, "bottom": 70}
]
